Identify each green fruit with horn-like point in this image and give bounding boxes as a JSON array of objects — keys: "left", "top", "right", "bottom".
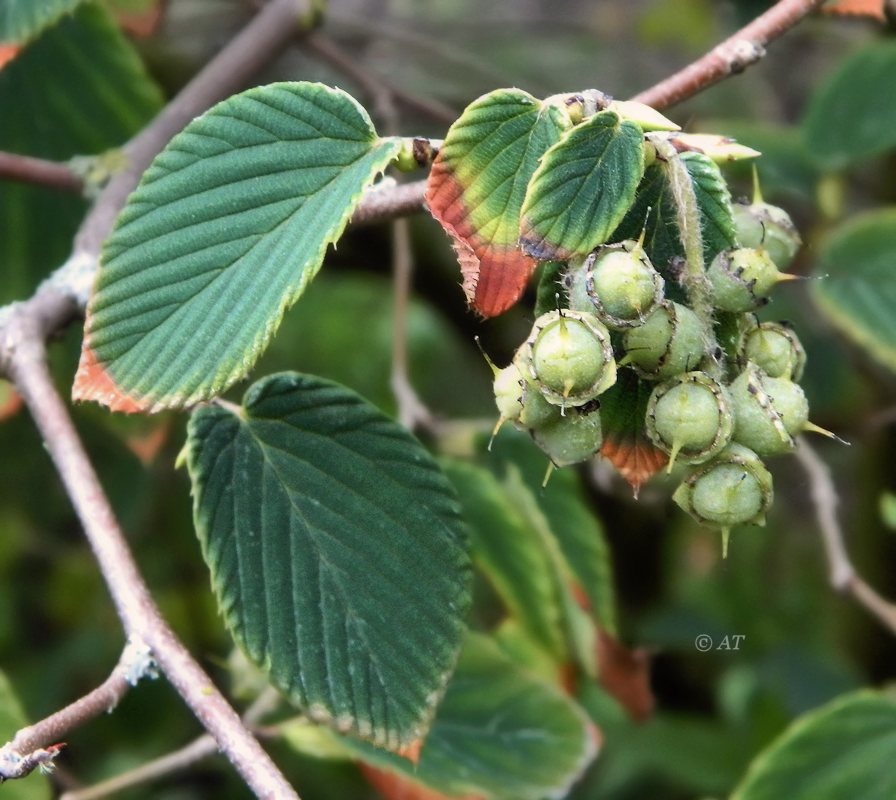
[
  {"left": 566, "top": 240, "right": 665, "bottom": 329},
  {"left": 707, "top": 247, "right": 798, "bottom": 313},
  {"left": 621, "top": 301, "right": 705, "bottom": 380},
  {"left": 673, "top": 443, "right": 773, "bottom": 557},
  {"left": 532, "top": 403, "right": 603, "bottom": 467},
  {"left": 646, "top": 372, "right": 734, "bottom": 470},
  {"left": 525, "top": 310, "right": 617, "bottom": 408},
  {"left": 732, "top": 193, "right": 801, "bottom": 270},
  {"left": 739, "top": 319, "right": 806, "bottom": 380}
]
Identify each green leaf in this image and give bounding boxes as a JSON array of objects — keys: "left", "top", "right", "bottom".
[
  {"left": 0, "top": 3, "right": 162, "bottom": 304},
  {"left": 0, "top": 670, "right": 52, "bottom": 799},
  {"left": 520, "top": 110, "right": 645, "bottom": 261},
  {"left": 0, "top": 0, "right": 82, "bottom": 46},
  {"left": 442, "top": 459, "right": 567, "bottom": 659},
  {"left": 339, "top": 633, "right": 599, "bottom": 800},
  {"left": 802, "top": 42, "right": 896, "bottom": 170},
  {"left": 425, "top": 88, "right": 569, "bottom": 317},
  {"left": 186, "top": 372, "right": 471, "bottom": 750},
  {"left": 732, "top": 691, "right": 896, "bottom": 800},
  {"left": 74, "top": 82, "right": 401, "bottom": 412},
  {"left": 810, "top": 208, "right": 896, "bottom": 374},
  {"left": 611, "top": 151, "right": 736, "bottom": 278},
  {"left": 486, "top": 426, "right": 617, "bottom": 634}
]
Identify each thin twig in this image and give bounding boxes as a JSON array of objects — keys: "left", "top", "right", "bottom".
[
  {"left": 796, "top": 438, "right": 896, "bottom": 636},
  {"left": 58, "top": 688, "right": 283, "bottom": 800},
  {"left": 633, "top": 0, "right": 826, "bottom": 109},
  {"left": 304, "top": 32, "right": 457, "bottom": 125},
  {"left": 0, "top": 153, "right": 84, "bottom": 193},
  {"left": 1, "top": 329, "right": 298, "bottom": 798}
]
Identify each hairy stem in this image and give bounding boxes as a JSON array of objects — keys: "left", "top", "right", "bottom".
[
  {"left": 658, "top": 140, "right": 721, "bottom": 375},
  {"left": 633, "top": 0, "right": 827, "bottom": 109}
]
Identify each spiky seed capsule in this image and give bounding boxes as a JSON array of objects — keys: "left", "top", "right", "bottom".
[
  {"left": 729, "top": 364, "right": 810, "bottom": 456},
  {"left": 532, "top": 405, "right": 603, "bottom": 467},
  {"left": 567, "top": 242, "right": 664, "bottom": 329},
  {"left": 622, "top": 301, "right": 705, "bottom": 380},
  {"left": 646, "top": 372, "right": 734, "bottom": 469},
  {"left": 732, "top": 201, "right": 802, "bottom": 269},
  {"left": 526, "top": 310, "right": 617, "bottom": 407},
  {"left": 493, "top": 364, "right": 524, "bottom": 422},
  {"left": 673, "top": 443, "right": 774, "bottom": 554},
  {"left": 707, "top": 247, "right": 791, "bottom": 313},
  {"left": 740, "top": 321, "right": 806, "bottom": 380}
]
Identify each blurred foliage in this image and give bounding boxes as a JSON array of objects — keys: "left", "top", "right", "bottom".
[{"left": 1, "top": 0, "right": 895, "bottom": 798}]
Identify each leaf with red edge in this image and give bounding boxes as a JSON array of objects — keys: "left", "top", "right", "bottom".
[
  {"left": 426, "top": 89, "right": 570, "bottom": 317},
  {"left": 599, "top": 370, "right": 667, "bottom": 495},
  {"left": 0, "top": 44, "right": 19, "bottom": 69},
  {"left": 109, "top": 0, "right": 167, "bottom": 37},
  {"left": 595, "top": 628, "right": 654, "bottom": 722},
  {"left": 822, "top": 0, "right": 886, "bottom": 20},
  {"left": 0, "top": 0, "right": 82, "bottom": 53}
]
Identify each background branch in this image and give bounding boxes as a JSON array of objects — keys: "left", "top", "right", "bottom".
[
  {"left": 796, "top": 439, "right": 896, "bottom": 636},
  {"left": 633, "top": 0, "right": 827, "bottom": 109},
  {"left": 0, "top": 152, "right": 84, "bottom": 193}
]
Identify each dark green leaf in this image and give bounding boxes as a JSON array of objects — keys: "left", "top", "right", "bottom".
[
  {"left": 186, "top": 372, "right": 471, "bottom": 750},
  {"left": 442, "top": 459, "right": 567, "bottom": 659},
  {"left": 802, "top": 42, "right": 896, "bottom": 170},
  {"left": 0, "top": 3, "right": 162, "bottom": 304},
  {"left": 75, "top": 82, "right": 400, "bottom": 412},
  {"left": 340, "top": 633, "right": 599, "bottom": 800},
  {"left": 520, "top": 110, "right": 645, "bottom": 261},
  {"left": 733, "top": 692, "right": 896, "bottom": 800},
  {"left": 811, "top": 208, "right": 896, "bottom": 374}
]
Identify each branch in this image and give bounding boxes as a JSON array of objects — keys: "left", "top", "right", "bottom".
[
  {"left": 0, "top": 643, "right": 153, "bottom": 781},
  {"left": 633, "top": 0, "right": 827, "bottom": 109},
  {"left": 0, "top": 327, "right": 298, "bottom": 798},
  {"left": 58, "top": 689, "right": 283, "bottom": 800},
  {"left": 796, "top": 438, "right": 896, "bottom": 636},
  {"left": 0, "top": 152, "right": 84, "bottom": 193}
]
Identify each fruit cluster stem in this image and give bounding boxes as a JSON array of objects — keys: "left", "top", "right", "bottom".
[{"left": 659, "top": 141, "right": 722, "bottom": 378}]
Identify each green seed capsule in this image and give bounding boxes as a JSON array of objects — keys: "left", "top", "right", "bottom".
[
  {"left": 646, "top": 372, "right": 734, "bottom": 469},
  {"left": 740, "top": 320, "right": 806, "bottom": 380},
  {"left": 729, "top": 364, "right": 810, "bottom": 456},
  {"left": 517, "top": 371, "right": 562, "bottom": 430},
  {"left": 673, "top": 443, "right": 773, "bottom": 556},
  {"left": 493, "top": 364, "right": 524, "bottom": 423},
  {"left": 567, "top": 241, "right": 664, "bottom": 329},
  {"left": 525, "top": 310, "right": 617, "bottom": 407},
  {"left": 622, "top": 301, "right": 705, "bottom": 380},
  {"left": 707, "top": 247, "right": 795, "bottom": 312},
  {"left": 732, "top": 201, "right": 801, "bottom": 270},
  {"left": 533, "top": 404, "right": 603, "bottom": 467}
]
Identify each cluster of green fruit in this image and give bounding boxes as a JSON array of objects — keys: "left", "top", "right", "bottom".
[{"left": 492, "top": 194, "right": 834, "bottom": 553}]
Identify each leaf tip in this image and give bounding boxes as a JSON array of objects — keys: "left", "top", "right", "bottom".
[{"left": 600, "top": 436, "right": 667, "bottom": 495}]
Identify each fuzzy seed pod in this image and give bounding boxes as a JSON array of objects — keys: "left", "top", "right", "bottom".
[
  {"left": 729, "top": 364, "right": 810, "bottom": 456},
  {"left": 532, "top": 404, "right": 603, "bottom": 467},
  {"left": 525, "top": 310, "right": 617, "bottom": 407},
  {"left": 707, "top": 247, "right": 794, "bottom": 313},
  {"left": 622, "top": 301, "right": 705, "bottom": 380},
  {"left": 733, "top": 200, "right": 801, "bottom": 270},
  {"left": 739, "top": 320, "right": 806, "bottom": 381},
  {"left": 673, "top": 442, "right": 773, "bottom": 556},
  {"left": 646, "top": 372, "right": 734, "bottom": 469},
  {"left": 567, "top": 241, "right": 664, "bottom": 329}
]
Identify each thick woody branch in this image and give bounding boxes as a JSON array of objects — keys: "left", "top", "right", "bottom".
[
  {"left": 0, "top": 153, "right": 84, "bottom": 193},
  {"left": 1, "top": 327, "right": 297, "bottom": 798},
  {"left": 796, "top": 439, "right": 896, "bottom": 637},
  {"left": 633, "top": 0, "right": 827, "bottom": 109}
]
